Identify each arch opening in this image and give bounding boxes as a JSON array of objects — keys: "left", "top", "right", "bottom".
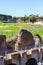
[{"left": 26, "top": 58, "right": 37, "bottom": 65}]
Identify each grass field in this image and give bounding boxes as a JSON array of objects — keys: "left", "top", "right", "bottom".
[{"left": 0, "top": 22, "right": 43, "bottom": 41}]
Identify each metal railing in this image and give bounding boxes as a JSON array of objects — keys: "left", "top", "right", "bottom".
[
  {"left": 0, "top": 44, "right": 42, "bottom": 56},
  {"left": 0, "top": 49, "right": 17, "bottom": 56}
]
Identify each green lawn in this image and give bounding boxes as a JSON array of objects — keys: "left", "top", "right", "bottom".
[{"left": 0, "top": 22, "right": 43, "bottom": 41}]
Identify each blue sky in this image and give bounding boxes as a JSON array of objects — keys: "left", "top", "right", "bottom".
[{"left": 0, "top": 0, "right": 43, "bottom": 17}]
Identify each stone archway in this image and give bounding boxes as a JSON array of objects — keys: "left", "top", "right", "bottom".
[
  {"left": 7, "top": 63, "right": 16, "bottom": 65},
  {"left": 26, "top": 58, "right": 37, "bottom": 65}
]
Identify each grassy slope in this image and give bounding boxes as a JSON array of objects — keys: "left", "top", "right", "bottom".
[{"left": 0, "top": 23, "right": 43, "bottom": 40}]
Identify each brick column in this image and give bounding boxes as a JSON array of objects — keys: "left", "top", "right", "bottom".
[{"left": 19, "top": 52, "right": 27, "bottom": 65}]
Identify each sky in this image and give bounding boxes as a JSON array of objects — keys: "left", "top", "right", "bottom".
[{"left": 0, "top": 0, "right": 43, "bottom": 17}]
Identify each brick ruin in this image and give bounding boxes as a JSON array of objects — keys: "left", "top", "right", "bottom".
[
  {"left": 0, "top": 29, "right": 42, "bottom": 52},
  {"left": 0, "top": 35, "right": 7, "bottom": 51},
  {"left": 7, "top": 29, "right": 35, "bottom": 50},
  {"left": 0, "top": 30, "right": 42, "bottom": 65}
]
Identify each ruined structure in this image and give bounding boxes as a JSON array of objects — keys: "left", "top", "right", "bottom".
[
  {"left": 2, "top": 47, "right": 43, "bottom": 65},
  {"left": 15, "top": 29, "right": 34, "bottom": 50},
  {"left": 7, "top": 29, "right": 34, "bottom": 50},
  {"left": 7, "top": 35, "right": 18, "bottom": 49},
  {"left": 0, "top": 30, "right": 43, "bottom": 65},
  {"left": 0, "top": 35, "right": 7, "bottom": 51},
  {"left": 0, "top": 29, "right": 34, "bottom": 52}
]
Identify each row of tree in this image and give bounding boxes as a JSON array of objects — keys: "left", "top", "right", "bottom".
[{"left": 0, "top": 14, "right": 43, "bottom": 23}]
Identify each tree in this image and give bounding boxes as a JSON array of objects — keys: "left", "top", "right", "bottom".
[
  {"left": 12, "top": 17, "right": 18, "bottom": 22},
  {"left": 30, "top": 16, "right": 36, "bottom": 23}
]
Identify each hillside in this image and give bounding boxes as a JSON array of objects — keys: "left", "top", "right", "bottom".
[
  {"left": 0, "top": 23, "right": 43, "bottom": 41},
  {"left": 0, "top": 14, "right": 43, "bottom": 23}
]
